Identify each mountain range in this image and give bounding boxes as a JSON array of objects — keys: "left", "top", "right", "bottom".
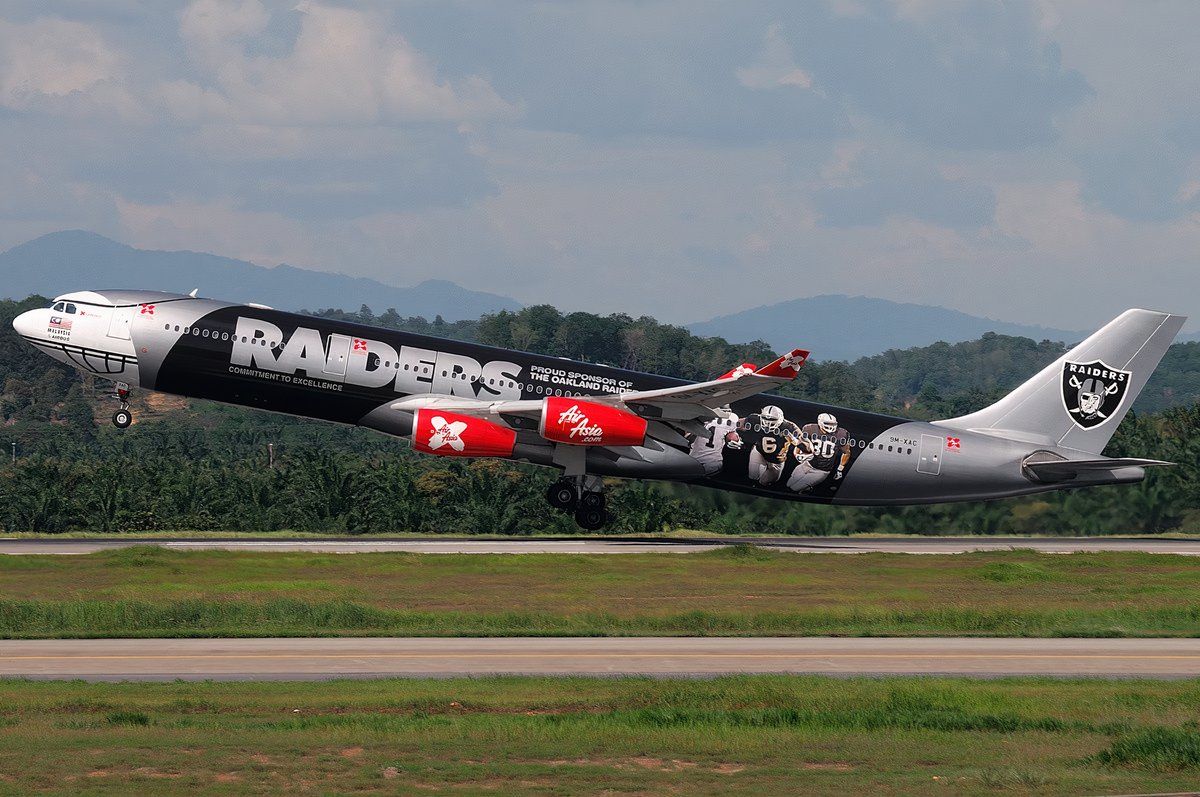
[
  {"left": 1, "top": 231, "right": 1191, "bottom": 360},
  {"left": 0, "top": 231, "right": 521, "bottom": 322},
  {"left": 687, "top": 295, "right": 1101, "bottom": 362}
]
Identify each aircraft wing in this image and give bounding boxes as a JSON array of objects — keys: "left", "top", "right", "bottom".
[
  {"left": 389, "top": 349, "right": 809, "bottom": 427},
  {"left": 615, "top": 349, "right": 808, "bottom": 421}
]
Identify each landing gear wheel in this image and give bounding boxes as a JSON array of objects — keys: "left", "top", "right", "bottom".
[
  {"left": 574, "top": 506, "right": 608, "bottom": 531},
  {"left": 546, "top": 481, "right": 578, "bottom": 512},
  {"left": 112, "top": 409, "right": 132, "bottom": 429},
  {"left": 580, "top": 491, "right": 606, "bottom": 511}
]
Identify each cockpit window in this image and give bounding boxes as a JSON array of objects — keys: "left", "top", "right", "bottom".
[
  {"left": 64, "top": 303, "right": 77, "bottom": 314},
  {"left": 52, "top": 301, "right": 64, "bottom": 312}
]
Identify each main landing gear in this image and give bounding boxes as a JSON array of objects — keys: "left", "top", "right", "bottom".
[
  {"left": 111, "top": 383, "right": 133, "bottom": 429},
  {"left": 546, "top": 476, "right": 612, "bottom": 531}
]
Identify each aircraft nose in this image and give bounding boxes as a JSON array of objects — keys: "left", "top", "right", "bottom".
[{"left": 12, "top": 309, "right": 42, "bottom": 338}]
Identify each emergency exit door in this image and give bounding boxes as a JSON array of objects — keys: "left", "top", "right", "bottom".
[
  {"left": 107, "top": 306, "right": 134, "bottom": 340},
  {"left": 324, "top": 334, "right": 352, "bottom": 376},
  {"left": 917, "top": 434, "right": 943, "bottom": 475}
]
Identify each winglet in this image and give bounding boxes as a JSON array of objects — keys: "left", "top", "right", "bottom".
[
  {"left": 717, "top": 362, "right": 758, "bottom": 380},
  {"left": 755, "top": 349, "right": 809, "bottom": 379}
]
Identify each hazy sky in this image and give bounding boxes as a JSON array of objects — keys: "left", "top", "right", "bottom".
[{"left": 1, "top": 1, "right": 1198, "bottom": 328}]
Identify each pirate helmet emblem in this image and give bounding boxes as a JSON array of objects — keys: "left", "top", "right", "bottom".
[{"left": 1061, "top": 360, "right": 1131, "bottom": 430}]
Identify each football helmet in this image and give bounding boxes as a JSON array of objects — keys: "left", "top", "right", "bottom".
[
  {"left": 817, "top": 412, "right": 838, "bottom": 434},
  {"left": 760, "top": 405, "right": 785, "bottom": 433}
]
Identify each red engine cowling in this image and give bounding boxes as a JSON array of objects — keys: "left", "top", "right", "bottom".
[
  {"left": 412, "top": 409, "right": 517, "bottom": 458},
  {"left": 539, "top": 397, "right": 647, "bottom": 446}
]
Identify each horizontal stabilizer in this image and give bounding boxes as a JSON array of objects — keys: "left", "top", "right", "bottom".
[{"left": 1024, "top": 456, "right": 1172, "bottom": 482}]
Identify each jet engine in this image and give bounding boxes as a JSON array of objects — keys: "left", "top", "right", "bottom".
[
  {"left": 411, "top": 409, "right": 517, "bottom": 458},
  {"left": 539, "top": 396, "right": 647, "bottom": 446}
]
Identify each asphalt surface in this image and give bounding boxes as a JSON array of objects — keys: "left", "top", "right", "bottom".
[
  {"left": 2, "top": 535, "right": 1200, "bottom": 555},
  {"left": 3, "top": 637, "right": 1199, "bottom": 680}
]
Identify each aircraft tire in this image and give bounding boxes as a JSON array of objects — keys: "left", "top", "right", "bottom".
[
  {"left": 574, "top": 506, "right": 608, "bottom": 531},
  {"left": 112, "top": 409, "right": 132, "bottom": 429},
  {"left": 546, "top": 481, "right": 578, "bottom": 512},
  {"left": 580, "top": 491, "right": 606, "bottom": 511}
]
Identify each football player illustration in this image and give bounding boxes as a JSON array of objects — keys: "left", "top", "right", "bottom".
[
  {"left": 742, "top": 405, "right": 801, "bottom": 486},
  {"left": 788, "top": 412, "right": 853, "bottom": 492},
  {"left": 687, "top": 408, "right": 743, "bottom": 476}
]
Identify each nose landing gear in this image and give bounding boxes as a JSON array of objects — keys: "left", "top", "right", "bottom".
[
  {"left": 546, "top": 476, "right": 612, "bottom": 530},
  {"left": 112, "top": 383, "right": 133, "bottom": 429}
]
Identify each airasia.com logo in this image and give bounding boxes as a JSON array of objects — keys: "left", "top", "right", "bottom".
[{"left": 557, "top": 404, "right": 604, "bottom": 442}]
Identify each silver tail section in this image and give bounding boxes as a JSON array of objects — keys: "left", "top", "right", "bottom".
[{"left": 937, "top": 308, "right": 1187, "bottom": 454}]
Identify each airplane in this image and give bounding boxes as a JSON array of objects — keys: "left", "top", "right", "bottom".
[{"left": 11, "top": 290, "right": 1186, "bottom": 530}]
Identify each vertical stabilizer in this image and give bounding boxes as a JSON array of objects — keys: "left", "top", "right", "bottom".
[{"left": 937, "top": 309, "right": 1186, "bottom": 454}]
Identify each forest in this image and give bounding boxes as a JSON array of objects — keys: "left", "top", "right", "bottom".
[{"left": 1, "top": 295, "right": 1197, "bottom": 535}]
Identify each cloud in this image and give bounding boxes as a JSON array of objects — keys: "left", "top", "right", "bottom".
[
  {"left": 736, "top": 23, "right": 816, "bottom": 91},
  {"left": 115, "top": 195, "right": 320, "bottom": 268},
  {"left": 164, "top": 0, "right": 517, "bottom": 126},
  {"left": 793, "top": 2, "right": 1092, "bottom": 150},
  {"left": 387, "top": 2, "right": 848, "bottom": 143},
  {"left": 0, "top": 1, "right": 1195, "bottom": 334},
  {"left": 0, "top": 15, "right": 139, "bottom": 117}
]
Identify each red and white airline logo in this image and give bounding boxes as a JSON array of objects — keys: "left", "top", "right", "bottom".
[
  {"left": 718, "top": 363, "right": 758, "bottom": 380},
  {"left": 427, "top": 415, "right": 468, "bottom": 452},
  {"left": 946, "top": 436, "right": 961, "bottom": 450},
  {"left": 780, "top": 352, "right": 806, "bottom": 371},
  {"left": 557, "top": 404, "right": 604, "bottom": 443},
  {"left": 139, "top": 304, "right": 155, "bottom": 315},
  {"left": 352, "top": 338, "right": 368, "bottom": 352}
]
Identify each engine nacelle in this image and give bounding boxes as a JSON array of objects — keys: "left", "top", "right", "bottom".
[
  {"left": 412, "top": 409, "right": 517, "bottom": 458},
  {"left": 539, "top": 396, "right": 647, "bottom": 446}
]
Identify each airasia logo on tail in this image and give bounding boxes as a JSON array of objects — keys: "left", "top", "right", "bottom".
[
  {"left": 540, "top": 396, "right": 647, "bottom": 447},
  {"left": 412, "top": 409, "right": 516, "bottom": 458}
]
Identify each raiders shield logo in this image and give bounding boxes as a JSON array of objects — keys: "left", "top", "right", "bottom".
[{"left": 1061, "top": 360, "right": 1131, "bottom": 429}]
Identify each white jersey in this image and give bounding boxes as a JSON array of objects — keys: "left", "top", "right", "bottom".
[{"left": 689, "top": 414, "right": 740, "bottom": 474}]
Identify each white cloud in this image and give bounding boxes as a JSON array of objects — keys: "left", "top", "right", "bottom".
[
  {"left": 0, "top": 16, "right": 136, "bottom": 115},
  {"left": 116, "top": 196, "right": 317, "bottom": 268},
  {"left": 736, "top": 23, "right": 816, "bottom": 91},
  {"left": 164, "top": 0, "right": 518, "bottom": 126}
]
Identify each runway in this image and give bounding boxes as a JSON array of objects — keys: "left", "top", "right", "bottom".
[
  {"left": 3, "top": 637, "right": 1200, "bottom": 680},
  {"left": 2, "top": 535, "right": 1200, "bottom": 555}
]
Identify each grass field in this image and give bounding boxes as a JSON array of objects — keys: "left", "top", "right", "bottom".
[
  {"left": 0, "top": 676, "right": 1198, "bottom": 795},
  {"left": 1, "top": 546, "right": 1200, "bottom": 638}
]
